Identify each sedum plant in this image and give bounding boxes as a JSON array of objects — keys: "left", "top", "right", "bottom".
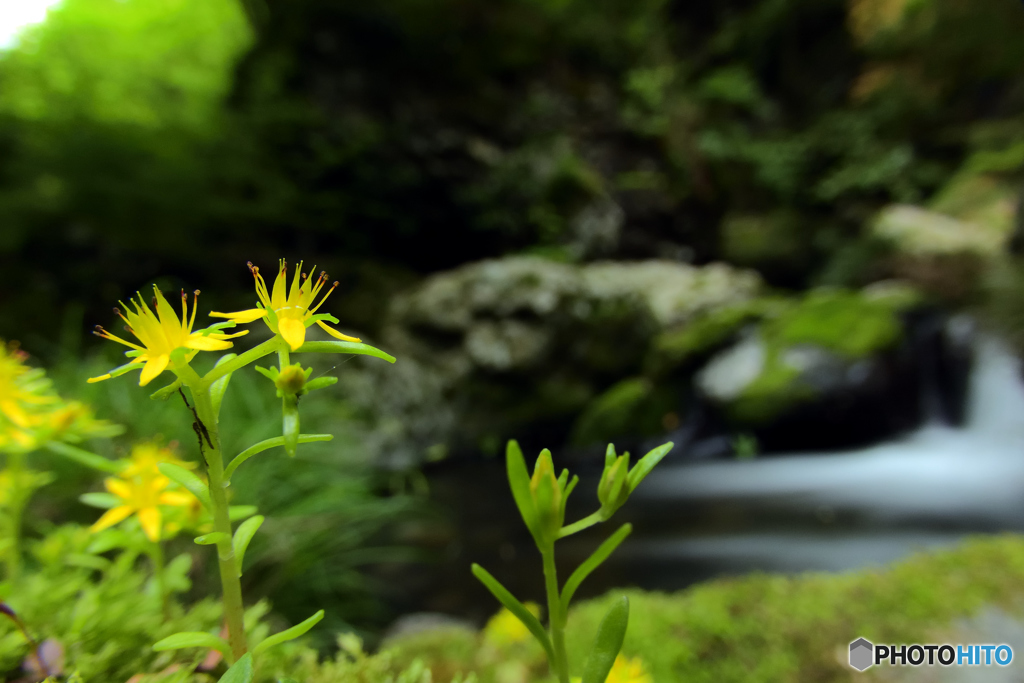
[
  {"left": 472, "top": 439, "right": 672, "bottom": 683},
  {"left": 0, "top": 341, "right": 122, "bottom": 585},
  {"left": 87, "top": 259, "right": 395, "bottom": 681}
]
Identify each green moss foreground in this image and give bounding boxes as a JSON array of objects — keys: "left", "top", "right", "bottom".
[{"left": 391, "top": 534, "right": 1024, "bottom": 682}]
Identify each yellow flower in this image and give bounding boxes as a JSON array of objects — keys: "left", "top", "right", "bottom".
[
  {"left": 90, "top": 472, "right": 193, "bottom": 542},
  {"left": 569, "top": 655, "right": 651, "bottom": 683},
  {"left": 89, "top": 286, "right": 247, "bottom": 386},
  {"left": 122, "top": 441, "right": 194, "bottom": 479},
  {"left": 482, "top": 603, "right": 542, "bottom": 648},
  {"left": 210, "top": 260, "right": 360, "bottom": 351},
  {"left": 0, "top": 341, "right": 56, "bottom": 430}
]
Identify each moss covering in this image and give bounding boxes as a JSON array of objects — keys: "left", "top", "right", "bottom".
[
  {"left": 389, "top": 534, "right": 1024, "bottom": 683},
  {"left": 723, "top": 288, "right": 914, "bottom": 423}
]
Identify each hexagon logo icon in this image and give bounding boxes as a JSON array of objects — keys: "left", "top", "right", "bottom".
[{"left": 850, "top": 638, "right": 874, "bottom": 671}]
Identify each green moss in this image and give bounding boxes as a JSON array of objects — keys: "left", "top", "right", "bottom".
[
  {"left": 647, "top": 298, "right": 787, "bottom": 376},
  {"left": 570, "top": 377, "right": 676, "bottom": 447},
  {"left": 382, "top": 535, "right": 1024, "bottom": 682},
  {"left": 766, "top": 289, "right": 904, "bottom": 359},
  {"left": 560, "top": 535, "right": 1024, "bottom": 683},
  {"left": 720, "top": 289, "right": 913, "bottom": 423}
]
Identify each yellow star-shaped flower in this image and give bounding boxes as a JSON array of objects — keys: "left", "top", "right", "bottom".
[
  {"left": 210, "top": 260, "right": 360, "bottom": 351},
  {"left": 89, "top": 286, "right": 246, "bottom": 386},
  {"left": 90, "top": 473, "right": 193, "bottom": 543}
]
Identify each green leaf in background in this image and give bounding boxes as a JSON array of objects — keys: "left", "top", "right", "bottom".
[
  {"left": 194, "top": 532, "right": 230, "bottom": 546},
  {"left": 153, "top": 631, "right": 232, "bottom": 663},
  {"left": 158, "top": 462, "right": 212, "bottom": 511},
  {"left": 251, "top": 609, "right": 324, "bottom": 657},
  {"left": 232, "top": 515, "right": 264, "bottom": 577},
  {"left": 471, "top": 563, "right": 555, "bottom": 662},
  {"left": 218, "top": 653, "right": 254, "bottom": 683},
  {"left": 581, "top": 596, "right": 629, "bottom": 683}
]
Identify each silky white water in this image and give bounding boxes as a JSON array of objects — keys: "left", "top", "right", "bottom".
[{"left": 628, "top": 337, "right": 1024, "bottom": 573}]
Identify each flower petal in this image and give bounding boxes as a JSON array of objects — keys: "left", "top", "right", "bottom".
[
  {"left": 315, "top": 320, "right": 362, "bottom": 343},
  {"left": 86, "top": 374, "right": 112, "bottom": 384},
  {"left": 185, "top": 335, "right": 234, "bottom": 351},
  {"left": 279, "top": 317, "right": 307, "bottom": 351},
  {"left": 90, "top": 506, "right": 134, "bottom": 534},
  {"left": 105, "top": 478, "right": 132, "bottom": 499},
  {"left": 209, "top": 309, "right": 267, "bottom": 324},
  {"left": 138, "top": 507, "right": 162, "bottom": 542},
  {"left": 139, "top": 355, "right": 170, "bottom": 386}
]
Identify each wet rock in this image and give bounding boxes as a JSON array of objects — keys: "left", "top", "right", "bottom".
[
  {"left": 346, "top": 256, "right": 761, "bottom": 466},
  {"left": 692, "top": 287, "right": 973, "bottom": 451}
]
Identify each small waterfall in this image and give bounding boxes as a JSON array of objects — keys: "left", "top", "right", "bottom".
[{"left": 625, "top": 337, "right": 1024, "bottom": 578}]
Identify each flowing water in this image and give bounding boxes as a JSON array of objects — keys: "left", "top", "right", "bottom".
[
  {"left": 622, "top": 337, "right": 1024, "bottom": 586},
  {"left": 410, "top": 338, "right": 1024, "bottom": 619}
]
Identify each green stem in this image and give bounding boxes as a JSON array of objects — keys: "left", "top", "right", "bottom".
[
  {"left": 179, "top": 371, "right": 248, "bottom": 661},
  {"left": 277, "top": 346, "right": 290, "bottom": 368},
  {"left": 149, "top": 540, "right": 170, "bottom": 620},
  {"left": 44, "top": 441, "right": 122, "bottom": 474},
  {"left": 202, "top": 337, "right": 281, "bottom": 386},
  {"left": 558, "top": 511, "right": 604, "bottom": 539},
  {"left": 542, "top": 547, "right": 570, "bottom": 683},
  {"left": 224, "top": 434, "right": 333, "bottom": 482}
]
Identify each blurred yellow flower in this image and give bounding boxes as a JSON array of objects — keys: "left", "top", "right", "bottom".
[
  {"left": 90, "top": 472, "right": 193, "bottom": 542},
  {"left": 89, "top": 286, "right": 246, "bottom": 386},
  {"left": 0, "top": 341, "right": 120, "bottom": 450},
  {"left": 482, "top": 603, "right": 542, "bottom": 648},
  {"left": 569, "top": 655, "right": 651, "bottom": 683},
  {"left": 210, "top": 260, "right": 360, "bottom": 351},
  {"left": 606, "top": 654, "right": 652, "bottom": 683},
  {"left": 122, "top": 441, "right": 194, "bottom": 479}
]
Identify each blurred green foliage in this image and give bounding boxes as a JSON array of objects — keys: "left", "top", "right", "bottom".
[{"left": 5, "top": 0, "right": 1024, "bottom": 345}]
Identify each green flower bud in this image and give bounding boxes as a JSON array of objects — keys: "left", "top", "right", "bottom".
[
  {"left": 530, "top": 449, "right": 563, "bottom": 544},
  {"left": 275, "top": 363, "right": 311, "bottom": 396},
  {"left": 597, "top": 451, "right": 630, "bottom": 519}
]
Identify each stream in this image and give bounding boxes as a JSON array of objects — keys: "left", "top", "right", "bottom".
[{"left": 405, "top": 338, "right": 1024, "bottom": 623}]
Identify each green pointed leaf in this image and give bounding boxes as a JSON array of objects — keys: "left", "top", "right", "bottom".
[
  {"left": 153, "top": 631, "right": 232, "bottom": 663},
  {"left": 254, "top": 365, "right": 277, "bottom": 381},
  {"left": 210, "top": 353, "right": 237, "bottom": 415},
  {"left": 505, "top": 440, "right": 537, "bottom": 536},
  {"left": 224, "top": 434, "right": 333, "bottom": 480},
  {"left": 471, "top": 563, "right": 554, "bottom": 663},
  {"left": 292, "top": 340, "right": 396, "bottom": 364},
  {"left": 228, "top": 505, "right": 259, "bottom": 521},
  {"left": 232, "top": 515, "right": 264, "bottom": 577},
  {"left": 252, "top": 610, "right": 325, "bottom": 657},
  {"left": 605, "top": 443, "right": 617, "bottom": 469},
  {"left": 626, "top": 441, "right": 673, "bottom": 493},
  {"left": 282, "top": 396, "right": 299, "bottom": 458},
  {"left": 562, "top": 524, "right": 632, "bottom": 610},
  {"left": 79, "top": 492, "right": 119, "bottom": 509},
  {"left": 194, "top": 532, "right": 230, "bottom": 546},
  {"left": 45, "top": 442, "right": 122, "bottom": 474},
  {"left": 158, "top": 462, "right": 212, "bottom": 511},
  {"left": 150, "top": 378, "right": 183, "bottom": 401},
  {"left": 581, "top": 597, "right": 630, "bottom": 683},
  {"left": 218, "top": 653, "right": 253, "bottom": 683},
  {"left": 303, "top": 376, "right": 338, "bottom": 393}
]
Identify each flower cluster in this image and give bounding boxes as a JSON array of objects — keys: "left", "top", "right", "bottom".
[
  {"left": 88, "top": 442, "right": 198, "bottom": 543},
  {"left": 0, "top": 340, "right": 120, "bottom": 452}
]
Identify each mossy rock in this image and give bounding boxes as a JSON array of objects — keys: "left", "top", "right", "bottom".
[
  {"left": 698, "top": 287, "right": 918, "bottom": 424},
  {"left": 570, "top": 377, "right": 677, "bottom": 447},
  {"left": 646, "top": 297, "right": 790, "bottom": 376}
]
